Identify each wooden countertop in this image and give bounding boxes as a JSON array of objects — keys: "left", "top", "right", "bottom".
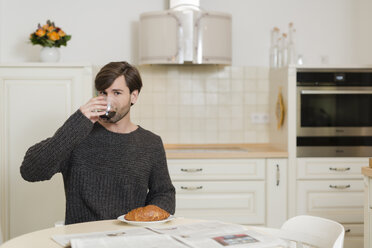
[
  {"left": 164, "top": 143, "right": 288, "bottom": 159},
  {"left": 361, "top": 159, "right": 372, "bottom": 177},
  {"left": 362, "top": 167, "right": 372, "bottom": 178}
]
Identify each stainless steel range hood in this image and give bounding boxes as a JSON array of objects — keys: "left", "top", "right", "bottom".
[{"left": 139, "top": 0, "right": 232, "bottom": 65}]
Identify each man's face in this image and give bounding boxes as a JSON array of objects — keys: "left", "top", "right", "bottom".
[{"left": 98, "top": 75, "right": 138, "bottom": 123}]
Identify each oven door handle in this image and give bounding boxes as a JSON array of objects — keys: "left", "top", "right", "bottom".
[{"left": 301, "top": 90, "right": 372, "bottom": 94}]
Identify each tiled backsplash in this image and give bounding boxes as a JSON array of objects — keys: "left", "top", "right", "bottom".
[{"left": 130, "top": 65, "right": 270, "bottom": 144}]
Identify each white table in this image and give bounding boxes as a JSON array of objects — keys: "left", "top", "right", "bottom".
[{"left": 0, "top": 218, "right": 284, "bottom": 248}]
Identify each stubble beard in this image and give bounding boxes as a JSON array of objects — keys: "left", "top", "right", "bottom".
[{"left": 108, "top": 107, "right": 130, "bottom": 123}]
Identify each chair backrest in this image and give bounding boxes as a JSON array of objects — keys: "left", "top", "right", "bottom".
[{"left": 280, "top": 215, "right": 345, "bottom": 248}]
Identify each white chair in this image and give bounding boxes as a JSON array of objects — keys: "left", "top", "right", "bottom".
[
  {"left": 253, "top": 215, "right": 345, "bottom": 248},
  {"left": 280, "top": 215, "right": 344, "bottom": 248}
]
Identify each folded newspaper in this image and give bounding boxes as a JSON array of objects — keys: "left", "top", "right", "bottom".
[{"left": 52, "top": 221, "right": 287, "bottom": 248}]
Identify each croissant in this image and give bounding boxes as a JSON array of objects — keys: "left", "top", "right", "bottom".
[{"left": 125, "top": 205, "right": 170, "bottom": 221}]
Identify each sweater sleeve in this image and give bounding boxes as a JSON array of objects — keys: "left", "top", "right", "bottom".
[
  {"left": 20, "top": 109, "right": 94, "bottom": 182},
  {"left": 145, "top": 137, "right": 176, "bottom": 215}
]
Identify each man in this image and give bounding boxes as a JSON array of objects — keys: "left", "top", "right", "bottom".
[{"left": 20, "top": 61, "right": 175, "bottom": 224}]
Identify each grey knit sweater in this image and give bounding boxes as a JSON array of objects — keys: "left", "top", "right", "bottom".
[{"left": 20, "top": 110, "right": 175, "bottom": 225}]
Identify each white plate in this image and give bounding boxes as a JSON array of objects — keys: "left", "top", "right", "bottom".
[{"left": 117, "top": 215, "right": 175, "bottom": 226}]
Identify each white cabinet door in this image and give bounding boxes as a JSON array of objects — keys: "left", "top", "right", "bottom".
[
  {"left": 168, "top": 159, "right": 265, "bottom": 181},
  {"left": 297, "top": 158, "right": 367, "bottom": 179},
  {"left": 266, "top": 159, "right": 287, "bottom": 228},
  {"left": 297, "top": 180, "right": 364, "bottom": 223},
  {"left": 173, "top": 181, "right": 265, "bottom": 224},
  {"left": 343, "top": 224, "right": 363, "bottom": 248},
  {"left": 0, "top": 65, "right": 92, "bottom": 240}
]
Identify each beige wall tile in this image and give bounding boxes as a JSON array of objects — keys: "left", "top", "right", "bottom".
[
  {"left": 166, "top": 105, "right": 179, "bottom": 118},
  {"left": 244, "top": 79, "right": 257, "bottom": 91},
  {"left": 138, "top": 65, "right": 270, "bottom": 144},
  {"left": 244, "top": 93, "right": 257, "bottom": 105},
  {"left": 179, "top": 93, "right": 193, "bottom": 105},
  {"left": 231, "top": 67, "right": 245, "bottom": 79},
  {"left": 153, "top": 105, "right": 167, "bottom": 118},
  {"left": 206, "top": 119, "right": 218, "bottom": 131},
  {"left": 206, "top": 93, "right": 218, "bottom": 105},
  {"left": 231, "top": 105, "right": 243, "bottom": 118},
  {"left": 231, "top": 94, "right": 244, "bottom": 105},
  {"left": 179, "top": 105, "right": 193, "bottom": 118},
  {"left": 192, "top": 79, "right": 205, "bottom": 92},
  {"left": 192, "top": 93, "right": 205, "bottom": 105},
  {"left": 244, "top": 67, "right": 257, "bottom": 79},
  {"left": 231, "top": 79, "right": 244, "bottom": 92},
  {"left": 179, "top": 79, "right": 192, "bottom": 92},
  {"left": 218, "top": 79, "right": 231, "bottom": 92},
  {"left": 205, "top": 78, "right": 218, "bottom": 92},
  {"left": 153, "top": 92, "right": 167, "bottom": 105},
  {"left": 218, "top": 92, "right": 231, "bottom": 105},
  {"left": 256, "top": 67, "right": 269, "bottom": 79},
  {"left": 231, "top": 118, "right": 244, "bottom": 131},
  {"left": 218, "top": 131, "right": 232, "bottom": 143},
  {"left": 167, "top": 119, "right": 179, "bottom": 132},
  {"left": 257, "top": 79, "right": 269, "bottom": 92},
  {"left": 193, "top": 106, "right": 206, "bottom": 118}
]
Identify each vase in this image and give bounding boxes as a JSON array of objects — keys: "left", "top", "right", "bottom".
[{"left": 40, "top": 47, "right": 60, "bottom": 62}]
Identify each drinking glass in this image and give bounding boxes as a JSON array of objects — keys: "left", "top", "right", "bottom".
[{"left": 99, "top": 96, "right": 117, "bottom": 120}]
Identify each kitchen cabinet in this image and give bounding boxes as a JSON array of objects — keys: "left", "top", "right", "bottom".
[
  {"left": 297, "top": 157, "right": 366, "bottom": 248},
  {"left": 364, "top": 175, "right": 372, "bottom": 248},
  {"left": 269, "top": 67, "right": 369, "bottom": 248},
  {"left": 168, "top": 158, "right": 287, "bottom": 227},
  {"left": 0, "top": 63, "right": 93, "bottom": 241},
  {"left": 361, "top": 168, "right": 372, "bottom": 248}
]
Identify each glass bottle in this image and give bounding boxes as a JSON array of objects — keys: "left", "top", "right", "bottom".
[
  {"left": 280, "top": 33, "right": 288, "bottom": 67},
  {"left": 269, "top": 27, "right": 280, "bottom": 68},
  {"left": 287, "top": 22, "right": 296, "bottom": 65},
  {"left": 277, "top": 37, "right": 283, "bottom": 67}
]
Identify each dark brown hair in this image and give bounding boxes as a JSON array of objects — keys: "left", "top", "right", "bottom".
[{"left": 95, "top": 61, "right": 143, "bottom": 93}]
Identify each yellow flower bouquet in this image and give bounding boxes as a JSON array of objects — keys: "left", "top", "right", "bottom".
[{"left": 30, "top": 20, "right": 71, "bottom": 47}]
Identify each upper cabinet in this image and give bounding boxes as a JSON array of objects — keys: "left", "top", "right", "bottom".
[{"left": 139, "top": 10, "right": 232, "bottom": 65}]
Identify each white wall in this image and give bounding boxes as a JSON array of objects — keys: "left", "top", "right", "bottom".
[
  {"left": 0, "top": 0, "right": 167, "bottom": 64},
  {"left": 355, "top": 0, "right": 372, "bottom": 65},
  {"left": 0, "top": 0, "right": 370, "bottom": 66},
  {"left": 202, "top": 0, "right": 361, "bottom": 66}
]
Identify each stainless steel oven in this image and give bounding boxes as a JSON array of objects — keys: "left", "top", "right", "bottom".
[{"left": 297, "top": 69, "right": 372, "bottom": 157}]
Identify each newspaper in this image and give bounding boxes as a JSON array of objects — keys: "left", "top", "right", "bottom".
[
  {"left": 176, "top": 230, "right": 286, "bottom": 248},
  {"left": 70, "top": 234, "right": 189, "bottom": 248},
  {"left": 149, "top": 221, "right": 286, "bottom": 248},
  {"left": 52, "top": 227, "right": 154, "bottom": 247},
  {"left": 53, "top": 221, "right": 286, "bottom": 248}
]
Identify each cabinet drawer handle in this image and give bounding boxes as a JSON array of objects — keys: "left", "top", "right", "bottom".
[
  {"left": 345, "top": 229, "right": 351, "bottom": 233},
  {"left": 329, "top": 167, "right": 351, "bottom": 171},
  {"left": 276, "top": 164, "right": 280, "bottom": 186},
  {"left": 180, "top": 186, "right": 203, "bottom": 190},
  {"left": 181, "top": 168, "right": 203, "bottom": 173},
  {"left": 329, "top": 184, "right": 351, "bottom": 189}
]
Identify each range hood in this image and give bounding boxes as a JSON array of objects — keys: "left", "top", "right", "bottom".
[{"left": 139, "top": 0, "right": 232, "bottom": 65}]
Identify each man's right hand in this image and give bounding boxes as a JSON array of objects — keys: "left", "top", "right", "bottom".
[{"left": 79, "top": 96, "right": 108, "bottom": 123}]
